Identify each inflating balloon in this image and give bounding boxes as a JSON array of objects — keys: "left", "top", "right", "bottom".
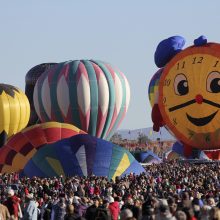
[
  {"left": 33, "top": 60, "right": 130, "bottom": 140},
  {"left": 0, "top": 84, "right": 30, "bottom": 147},
  {"left": 23, "top": 134, "right": 145, "bottom": 179},
  {"left": 25, "top": 63, "right": 57, "bottom": 125},
  {"left": 0, "top": 122, "right": 86, "bottom": 173}
]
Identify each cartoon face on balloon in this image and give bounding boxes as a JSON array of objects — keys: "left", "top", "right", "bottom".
[{"left": 159, "top": 43, "right": 220, "bottom": 149}]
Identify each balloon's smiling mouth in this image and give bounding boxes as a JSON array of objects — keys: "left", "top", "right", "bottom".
[{"left": 186, "top": 111, "right": 218, "bottom": 126}]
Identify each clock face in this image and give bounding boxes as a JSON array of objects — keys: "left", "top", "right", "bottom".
[{"left": 158, "top": 44, "right": 220, "bottom": 149}]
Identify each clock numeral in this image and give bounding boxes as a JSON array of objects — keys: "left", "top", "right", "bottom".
[
  {"left": 162, "top": 97, "right": 166, "bottom": 104},
  {"left": 213, "top": 60, "right": 219, "bottom": 67},
  {"left": 177, "top": 61, "right": 185, "bottom": 70},
  {"left": 192, "top": 57, "right": 203, "bottom": 64},
  {"left": 164, "top": 79, "right": 171, "bottom": 86},
  {"left": 173, "top": 118, "right": 177, "bottom": 126}
]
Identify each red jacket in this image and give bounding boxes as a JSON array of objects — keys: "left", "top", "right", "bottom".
[
  {"left": 108, "top": 202, "right": 120, "bottom": 220},
  {"left": 4, "top": 195, "right": 20, "bottom": 217}
]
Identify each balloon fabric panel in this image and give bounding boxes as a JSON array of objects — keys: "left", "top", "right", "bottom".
[
  {"left": 82, "top": 60, "right": 98, "bottom": 136},
  {"left": 92, "top": 138, "right": 113, "bottom": 177},
  {"left": 92, "top": 61, "right": 116, "bottom": 139},
  {"left": 121, "top": 160, "right": 145, "bottom": 177},
  {"left": 108, "top": 146, "right": 130, "bottom": 180}
]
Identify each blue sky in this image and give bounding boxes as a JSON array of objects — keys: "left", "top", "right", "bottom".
[{"left": 1, "top": 1, "right": 220, "bottom": 130}]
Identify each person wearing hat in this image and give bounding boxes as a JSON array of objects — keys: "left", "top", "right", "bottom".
[
  {"left": 4, "top": 188, "right": 20, "bottom": 220},
  {"left": 22, "top": 193, "right": 38, "bottom": 220}
]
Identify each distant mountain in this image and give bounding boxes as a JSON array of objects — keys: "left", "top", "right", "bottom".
[{"left": 116, "top": 127, "right": 176, "bottom": 141}]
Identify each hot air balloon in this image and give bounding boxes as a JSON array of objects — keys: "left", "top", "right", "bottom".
[
  {"left": 150, "top": 35, "right": 220, "bottom": 159},
  {"left": 0, "top": 84, "right": 30, "bottom": 147},
  {"left": 0, "top": 122, "right": 86, "bottom": 173},
  {"left": 139, "top": 150, "right": 162, "bottom": 164},
  {"left": 148, "top": 68, "right": 163, "bottom": 107},
  {"left": 23, "top": 134, "right": 145, "bottom": 179},
  {"left": 25, "top": 63, "right": 57, "bottom": 126},
  {"left": 33, "top": 60, "right": 130, "bottom": 140}
]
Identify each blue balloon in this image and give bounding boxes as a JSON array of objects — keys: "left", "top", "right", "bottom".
[
  {"left": 154, "top": 36, "right": 185, "bottom": 68},
  {"left": 139, "top": 150, "right": 161, "bottom": 163},
  {"left": 23, "top": 134, "right": 145, "bottom": 179}
]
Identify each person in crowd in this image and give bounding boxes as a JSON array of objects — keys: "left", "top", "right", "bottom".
[
  {"left": 108, "top": 196, "right": 120, "bottom": 220},
  {"left": 22, "top": 193, "right": 38, "bottom": 220},
  {"left": 51, "top": 197, "right": 66, "bottom": 220},
  {"left": 120, "top": 209, "right": 133, "bottom": 220},
  {"left": 64, "top": 204, "right": 79, "bottom": 220},
  {"left": 175, "top": 211, "right": 186, "bottom": 220},
  {"left": 0, "top": 202, "right": 10, "bottom": 219},
  {"left": 95, "top": 198, "right": 111, "bottom": 220},
  {"left": 85, "top": 197, "right": 99, "bottom": 220},
  {"left": 76, "top": 197, "right": 88, "bottom": 217},
  {"left": 4, "top": 189, "right": 20, "bottom": 220}
]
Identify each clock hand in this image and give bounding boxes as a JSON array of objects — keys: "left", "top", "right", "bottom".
[
  {"left": 169, "top": 99, "right": 196, "bottom": 112},
  {"left": 203, "top": 99, "right": 220, "bottom": 108},
  {"left": 169, "top": 98, "right": 220, "bottom": 112}
]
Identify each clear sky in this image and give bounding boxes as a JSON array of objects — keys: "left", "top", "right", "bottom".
[{"left": 1, "top": 0, "right": 220, "bottom": 130}]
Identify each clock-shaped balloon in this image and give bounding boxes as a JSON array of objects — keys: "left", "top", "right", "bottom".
[{"left": 151, "top": 35, "right": 220, "bottom": 158}]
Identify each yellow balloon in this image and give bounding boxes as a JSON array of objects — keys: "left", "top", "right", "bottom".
[
  {"left": 159, "top": 44, "right": 220, "bottom": 150},
  {"left": 0, "top": 84, "right": 30, "bottom": 146}
]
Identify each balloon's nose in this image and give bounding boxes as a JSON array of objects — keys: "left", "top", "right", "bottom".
[{"left": 195, "top": 94, "right": 203, "bottom": 104}]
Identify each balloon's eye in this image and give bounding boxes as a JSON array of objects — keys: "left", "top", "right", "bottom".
[
  {"left": 174, "top": 74, "right": 189, "bottom": 96},
  {"left": 207, "top": 71, "right": 220, "bottom": 93}
]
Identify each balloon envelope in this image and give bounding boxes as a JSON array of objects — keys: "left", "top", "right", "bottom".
[
  {"left": 33, "top": 60, "right": 130, "bottom": 140},
  {"left": 0, "top": 122, "right": 86, "bottom": 173},
  {"left": 23, "top": 134, "right": 145, "bottom": 179},
  {"left": 148, "top": 68, "right": 163, "bottom": 107},
  {"left": 25, "top": 63, "right": 57, "bottom": 126},
  {"left": 139, "top": 150, "right": 161, "bottom": 163},
  {"left": 158, "top": 43, "right": 220, "bottom": 150},
  {"left": 0, "top": 84, "right": 30, "bottom": 147}
]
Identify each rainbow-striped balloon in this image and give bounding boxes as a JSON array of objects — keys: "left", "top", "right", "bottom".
[{"left": 34, "top": 60, "right": 130, "bottom": 140}]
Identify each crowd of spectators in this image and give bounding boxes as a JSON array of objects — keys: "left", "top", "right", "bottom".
[{"left": 0, "top": 161, "right": 220, "bottom": 219}]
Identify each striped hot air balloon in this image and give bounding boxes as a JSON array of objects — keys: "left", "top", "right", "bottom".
[{"left": 33, "top": 60, "right": 130, "bottom": 140}]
